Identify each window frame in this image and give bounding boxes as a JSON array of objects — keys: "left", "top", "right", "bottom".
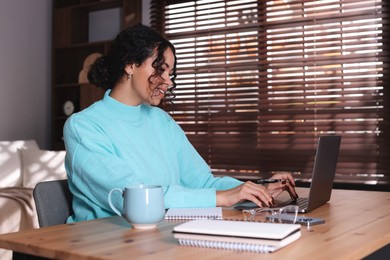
[{"left": 151, "top": 0, "right": 390, "bottom": 191}]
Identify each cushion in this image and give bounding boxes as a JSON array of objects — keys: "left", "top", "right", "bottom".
[
  {"left": 20, "top": 148, "right": 67, "bottom": 188},
  {"left": 0, "top": 140, "right": 39, "bottom": 188},
  {"left": 0, "top": 187, "right": 39, "bottom": 260}
]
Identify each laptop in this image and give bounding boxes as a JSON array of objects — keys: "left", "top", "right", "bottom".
[{"left": 235, "top": 135, "right": 342, "bottom": 213}]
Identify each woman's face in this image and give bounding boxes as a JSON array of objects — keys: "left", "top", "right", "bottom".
[{"left": 131, "top": 47, "right": 175, "bottom": 106}]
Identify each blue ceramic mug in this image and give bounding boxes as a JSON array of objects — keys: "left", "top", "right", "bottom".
[{"left": 108, "top": 184, "right": 165, "bottom": 229}]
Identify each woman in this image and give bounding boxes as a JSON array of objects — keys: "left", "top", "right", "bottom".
[{"left": 63, "top": 24, "right": 297, "bottom": 222}]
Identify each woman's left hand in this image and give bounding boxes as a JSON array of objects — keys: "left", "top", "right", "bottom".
[{"left": 266, "top": 173, "right": 298, "bottom": 200}]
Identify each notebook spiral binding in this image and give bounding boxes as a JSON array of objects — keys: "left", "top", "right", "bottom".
[
  {"left": 165, "top": 207, "right": 223, "bottom": 220},
  {"left": 178, "top": 238, "right": 275, "bottom": 253},
  {"left": 165, "top": 215, "right": 222, "bottom": 220}
]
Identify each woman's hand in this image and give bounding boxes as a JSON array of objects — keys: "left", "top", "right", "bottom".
[
  {"left": 266, "top": 173, "right": 298, "bottom": 200},
  {"left": 216, "top": 173, "right": 298, "bottom": 208},
  {"left": 216, "top": 181, "right": 274, "bottom": 207}
]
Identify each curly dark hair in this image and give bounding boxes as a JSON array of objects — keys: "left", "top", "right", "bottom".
[{"left": 87, "top": 23, "right": 177, "bottom": 103}]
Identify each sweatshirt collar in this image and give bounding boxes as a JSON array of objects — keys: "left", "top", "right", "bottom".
[{"left": 102, "top": 90, "right": 144, "bottom": 122}]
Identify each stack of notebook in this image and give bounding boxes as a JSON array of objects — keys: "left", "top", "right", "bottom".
[
  {"left": 166, "top": 207, "right": 301, "bottom": 253},
  {"left": 173, "top": 219, "right": 301, "bottom": 253}
]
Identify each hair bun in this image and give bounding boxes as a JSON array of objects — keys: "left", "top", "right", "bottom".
[{"left": 79, "top": 53, "right": 103, "bottom": 84}]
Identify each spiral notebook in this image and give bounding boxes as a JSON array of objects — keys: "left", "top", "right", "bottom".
[
  {"left": 173, "top": 219, "right": 301, "bottom": 253},
  {"left": 165, "top": 207, "right": 223, "bottom": 220}
]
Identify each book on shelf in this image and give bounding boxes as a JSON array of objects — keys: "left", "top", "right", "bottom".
[
  {"left": 165, "top": 207, "right": 223, "bottom": 220},
  {"left": 173, "top": 219, "right": 301, "bottom": 253}
]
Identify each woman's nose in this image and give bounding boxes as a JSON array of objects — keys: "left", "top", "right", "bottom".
[{"left": 165, "top": 75, "right": 173, "bottom": 86}]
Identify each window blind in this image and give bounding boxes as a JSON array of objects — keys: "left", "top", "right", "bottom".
[{"left": 151, "top": 0, "right": 390, "bottom": 189}]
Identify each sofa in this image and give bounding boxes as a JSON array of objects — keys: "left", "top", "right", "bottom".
[{"left": 0, "top": 140, "right": 66, "bottom": 260}]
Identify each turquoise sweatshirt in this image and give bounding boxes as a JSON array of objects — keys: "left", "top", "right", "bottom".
[{"left": 63, "top": 90, "right": 242, "bottom": 222}]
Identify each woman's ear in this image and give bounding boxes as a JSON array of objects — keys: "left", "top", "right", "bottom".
[{"left": 124, "top": 64, "right": 134, "bottom": 77}]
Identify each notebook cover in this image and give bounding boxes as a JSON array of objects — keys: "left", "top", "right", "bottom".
[
  {"left": 174, "top": 230, "right": 301, "bottom": 248},
  {"left": 173, "top": 219, "right": 301, "bottom": 240}
]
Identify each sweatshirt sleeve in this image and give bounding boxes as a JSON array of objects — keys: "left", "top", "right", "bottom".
[{"left": 161, "top": 115, "right": 243, "bottom": 208}]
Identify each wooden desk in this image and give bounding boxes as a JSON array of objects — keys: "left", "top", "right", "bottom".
[{"left": 0, "top": 188, "right": 389, "bottom": 259}]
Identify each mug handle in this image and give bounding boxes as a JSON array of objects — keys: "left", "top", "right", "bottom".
[{"left": 108, "top": 188, "right": 123, "bottom": 216}]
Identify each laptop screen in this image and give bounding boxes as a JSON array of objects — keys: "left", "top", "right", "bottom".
[{"left": 306, "top": 135, "right": 341, "bottom": 212}]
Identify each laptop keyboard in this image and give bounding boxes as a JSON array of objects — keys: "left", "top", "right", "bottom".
[
  {"left": 294, "top": 198, "right": 308, "bottom": 208},
  {"left": 273, "top": 197, "right": 308, "bottom": 209}
]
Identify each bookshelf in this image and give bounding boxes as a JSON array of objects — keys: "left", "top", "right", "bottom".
[{"left": 51, "top": 0, "right": 142, "bottom": 150}]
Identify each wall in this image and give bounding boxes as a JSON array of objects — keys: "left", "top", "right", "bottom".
[{"left": 0, "top": 0, "right": 52, "bottom": 149}]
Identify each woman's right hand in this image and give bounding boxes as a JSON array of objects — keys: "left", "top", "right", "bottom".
[{"left": 216, "top": 181, "right": 274, "bottom": 208}]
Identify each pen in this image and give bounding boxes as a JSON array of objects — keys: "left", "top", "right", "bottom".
[{"left": 257, "top": 179, "right": 290, "bottom": 184}]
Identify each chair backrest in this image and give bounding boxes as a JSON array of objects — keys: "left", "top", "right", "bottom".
[{"left": 33, "top": 179, "right": 73, "bottom": 227}]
